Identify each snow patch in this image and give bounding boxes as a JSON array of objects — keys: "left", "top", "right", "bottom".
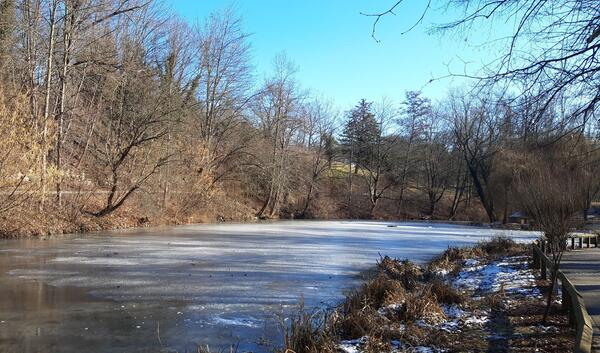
[
  {"left": 338, "top": 337, "right": 366, "bottom": 353},
  {"left": 454, "top": 257, "right": 542, "bottom": 298},
  {"left": 463, "top": 259, "right": 480, "bottom": 267},
  {"left": 442, "top": 304, "right": 466, "bottom": 319}
]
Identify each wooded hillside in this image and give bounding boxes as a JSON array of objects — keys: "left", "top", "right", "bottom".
[{"left": 0, "top": 0, "right": 598, "bottom": 237}]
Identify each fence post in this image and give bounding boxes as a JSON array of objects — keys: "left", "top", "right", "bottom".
[
  {"left": 560, "top": 281, "right": 575, "bottom": 325},
  {"left": 541, "top": 257, "right": 547, "bottom": 280}
]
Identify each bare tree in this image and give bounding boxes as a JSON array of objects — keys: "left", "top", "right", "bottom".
[
  {"left": 447, "top": 147, "right": 469, "bottom": 220},
  {"left": 369, "top": 1, "right": 600, "bottom": 137},
  {"left": 358, "top": 99, "right": 398, "bottom": 217},
  {"left": 0, "top": 0, "right": 15, "bottom": 74},
  {"left": 448, "top": 92, "right": 505, "bottom": 222},
  {"left": 53, "top": 0, "right": 149, "bottom": 205},
  {"left": 395, "top": 91, "right": 427, "bottom": 216},
  {"left": 39, "top": 0, "right": 57, "bottom": 209},
  {"left": 253, "top": 54, "right": 305, "bottom": 218},
  {"left": 418, "top": 106, "right": 450, "bottom": 217},
  {"left": 188, "top": 7, "right": 254, "bottom": 189},
  {"left": 579, "top": 138, "right": 600, "bottom": 220},
  {"left": 0, "top": 84, "right": 40, "bottom": 215},
  {"left": 86, "top": 3, "right": 190, "bottom": 217},
  {"left": 514, "top": 138, "right": 585, "bottom": 322},
  {"left": 298, "top": 98, "right": 336, "bottom": 218}
]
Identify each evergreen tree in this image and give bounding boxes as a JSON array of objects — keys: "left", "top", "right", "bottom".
[{"left": 341, "top": 99, "right": 381, "bottom": 171}]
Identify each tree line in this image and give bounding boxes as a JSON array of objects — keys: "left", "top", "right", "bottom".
[{"left": 0, "top": 0, "right": 598, "bottom": 235}]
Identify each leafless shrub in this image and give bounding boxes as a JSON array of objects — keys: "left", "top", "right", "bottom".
[
  {"left": 514, "top": 139, "right": 585, "bottom": 322},
  {"left": 0, "top": 86, "right": 40, "bottom": 215},
  {"left": 479, "top": 236, "right": 524, "bottom": 257}
]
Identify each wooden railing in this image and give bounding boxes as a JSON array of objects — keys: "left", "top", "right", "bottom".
[{"left": 532, "top": 244, "right": 594, "bottom": 353}]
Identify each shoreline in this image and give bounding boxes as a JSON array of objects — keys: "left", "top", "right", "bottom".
[
  {"left": 0, "top": 214, "right": 529, "bottom": 240},
  {"left": 0, "top": 225, "right": 559, "bottom": 353},
  {"left": 279, "top": 238, "right": 575, "bottom": 353}
]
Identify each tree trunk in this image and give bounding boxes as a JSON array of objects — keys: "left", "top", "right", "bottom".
[
  {"left": 56, "top": 10, "right": 70, "bottom": 206},
  {"left": 369, "top": 198, "right": 378, "bottom": 219},
  {"left": 502, "top": 187, "right": 508, "bottom": 224},
  {"left": 40, "top": 1, "right": 57, "bottom": 210},
  {"left": 449, "top": 176, "right": 465, "bottom": 220},
  {"left": 429, "top": 197, "right": 436, "bottom": 217},
  {"left": 300, "top": 183, "right": 314, "bottom": 218},
  {"left": 467, "top": 163, "right": 496, "bottom": 222}
]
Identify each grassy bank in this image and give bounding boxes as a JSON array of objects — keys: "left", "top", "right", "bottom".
[{"left": 280, "top": 238, "right": 574, "bottom": 353}]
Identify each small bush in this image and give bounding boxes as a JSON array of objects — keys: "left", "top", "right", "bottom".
[
  {"left": 334, "top": 305, "right": 386, "bottom": 339},
  {"left": 427, "top": 246, "right": 485, "bottom": 275},
  {"left": 336, "top": 274, "right": 406, "bottom": 338},
  {"left": 281, "top": 304, "right": 337, "bottom": 353},
  {"left": 345, "top": 273, "right": 406, "bottom": 311},
  {"left": 482, "top": 292, "right": 505, "bottom": 310},
  {"left": 392, "top": 287, "right": 446, "bottom": 324},
  {"left": 429, "top": 278, "right": 464, "bottom": 305},
  {"left": 479, "top": 236, "right": 523, "bottom": 256},
  {"left": 378, "top": 256, "right": 423, "bottom": 290}
]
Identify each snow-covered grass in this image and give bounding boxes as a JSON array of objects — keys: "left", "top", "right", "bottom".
[
  {"left": 338, "top": 337, "right": 446, "bottom": 353},
  {"left": 454, "top": 256, "right": 542, "bottom": 298},
  {"left": 327, "top": 241, "right": 551, "bottom": 353}
]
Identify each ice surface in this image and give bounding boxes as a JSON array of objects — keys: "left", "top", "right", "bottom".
[{"left": 0, "top": 220, "right": 538, "bottom": 353}]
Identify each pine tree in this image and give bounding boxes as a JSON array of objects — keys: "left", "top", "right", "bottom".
[{"left": 341, "top": 99, "right": 381, "bottom": 171}]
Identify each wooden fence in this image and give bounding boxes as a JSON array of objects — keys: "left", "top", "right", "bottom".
[{"left": 532, "top": 244, "right": 594, "bottom": 353}]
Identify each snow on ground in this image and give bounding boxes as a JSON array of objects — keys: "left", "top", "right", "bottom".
[
  {"left": 454, "top": 256, "right": 542, "bottom": 298},
  {"left": 339, "top": 337, "right": 367, "bottom": 353},
  {"left": 338, "top": 337, "right": 446, "bottom": 353},
  {"left": 338, "top": 255, "right": 544, "bottom": 353}
]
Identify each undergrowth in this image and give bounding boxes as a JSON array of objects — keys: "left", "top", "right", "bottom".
[{"left": 279, "top": 236, "right": 525, "bottom": 353}]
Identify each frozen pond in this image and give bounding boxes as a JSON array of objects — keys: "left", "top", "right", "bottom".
[{"left": 0, "top": 220, "right": 539, "bottom": 353}]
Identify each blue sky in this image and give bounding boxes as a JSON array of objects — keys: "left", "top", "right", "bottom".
[{"left": 167, "top": 1, "right": 510, "bottom": 109}]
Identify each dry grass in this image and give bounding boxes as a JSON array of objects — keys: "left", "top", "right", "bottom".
[
  {"left": 331, "top": 258, "right": 450, "bottom": 340},
  {"left": 280, "top": 236, "right": 531, "bottom": 352},
  {"left": 281, "top": 255, "right": 461, "bottom": 349},
  {"left": 389, "top": 287, "right": 446, "bottom": 324},
  {"left": 428, "top": 278, "right": 464, "bottom": 305},
  {"left": 280, "top": 306, "right": 338, "bottom": 353},
  {"left": 378, "top": 256, "right": 423, "bottom": 291},
  {"left": 428, "top": 236, "right": 526, "bottom": 275},
  {"left": 334, "top": 274, "right": 404, "bottom": 338},
  {"left": 427, "top": 246, "right": 485, "bottom": 275},
  {"left": 479, "top": 236, "right": 525, "bottom": 256},
  {"left": 361, "top": 336, "right": 393, "bottom": 353},
  {"left": 482, "top": 291, "right": 505, "bottom": 310}
]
